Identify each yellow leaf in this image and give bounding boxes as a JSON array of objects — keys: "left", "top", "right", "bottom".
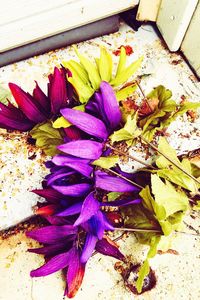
[
  {"left": 115, "top": 47, "right": 126, "bottom": 77},
  {"left": 115, "top": 83, "right": 137, "bottom": 102},
  {"left": 74, "top": 46, "right": 101, "bottom": 90},
  {"left": 111, "top": 56, "right": 143, "bottom": 87},
  {"left": 99, "top": 47, "right": 113, "bottom": 82}
]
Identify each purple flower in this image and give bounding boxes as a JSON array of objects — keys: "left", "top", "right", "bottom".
[
  {"left": 27, "top": 216, "right": 124, "bottom": 298},
  {"left": 0, "top": 67, "right": 72, "bottom": 131},
  {"left": 59, "top": 82, "right": 121, "bottom": 161}
]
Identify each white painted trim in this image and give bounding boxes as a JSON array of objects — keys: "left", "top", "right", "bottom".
[
  {"left": 0, "top": 0, "right": 138, "bottom": 52},
  {"left": 181, "top": 2, "right": 200, "bottom": 77},
  {"left": 156, "top": 0, "right": 198, "bottom": 51},
  {"left": 136, "top": 0, "right": 161, "bottom": 22}
]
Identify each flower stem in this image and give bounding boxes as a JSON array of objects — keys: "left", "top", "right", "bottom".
[
  {"left": 115, "top": 227, "right": 161, "bottom": 233},
  {"left": 115, "top": 227, "right": 200, "bottom": 237},
  {"left": 106, "top": 143, "right": 156, "bottom": 169},
  {"left": 107, "top": 168, "right": 144, "bottom": 189},
  {"left": 140, "top": 135, "right": 200, "bottom": 185}
]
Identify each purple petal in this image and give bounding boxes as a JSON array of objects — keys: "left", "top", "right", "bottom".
[
  {"left": 80, "top": 234, "right": 98, "bottom": 263},
  {"left": 9, "top": 83, "right": 46, "bottom": 123},
  {"left": 26, "top": 225, "right": 77, "bottom": 244},
  {"left": 52, "top": 183, "right": 92, "bottom": 197},
  {"left": 48, "top": 67, "right": 68, "bottom": 114},
  {"left": 0, "top": 101, "right": 35, "bottom": 131},
  {"left": 65, "top": 248, "right": 85, "bottom": 298},
  {"left": 95, "top": 170, "right": 140, "bottom": 192},
  {"left": 30, "top": 249, "right": 72, "bottom": 277},
  {"left": 45, "top": 216, "right": 72, "bottom": 225},
  {"left": 32, "top": 188, "right": 64, "bottom": 203},
  {"left": 58, "top": 140, "right": 103, "bottom": 160},
  {"left": 52, "top": 155, "right": 93, "bottom": 177},
  {"left": 88, "top": 211, "right": 106, "bottom": 239},
  {"left": 60, "top": 108, "right": 108, "bottom": 140},
  {"left": 74, "top": 192, "right": 100, "bottom": 226},
  {"left": 95, "top": 238, "right": 124, "bottom": 261},
  {"left": 99, "top": 81, "right": 121, "bottom": 130},
  {"left": 56, "top": 202, "right": 82, "bottom": 217},
  {"left": 33, "top": 81, "right": 50, "bottom": 116},
  {"left": 28, "top": 240, "right": 73, "bottom": 255},
  {"left": 46, "top": 169, "right": 75, "bottom": 186},
  {"left": 100, "top": 198, "right": 141, "bottom": 207}
]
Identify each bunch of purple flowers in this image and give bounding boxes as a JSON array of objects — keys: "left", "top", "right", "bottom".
[{"left": 0, "top": 67, "right": 142, "bottom": 298}]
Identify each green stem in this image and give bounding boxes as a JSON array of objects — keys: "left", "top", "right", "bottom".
[
  {"left": 115, "top": 227, "right": 161, "bottom": 233},
  {"left": 106, "top": 143, "right": 156, "bottom": 170},
  {"left": 107, "top": 168, "right": 144, "bottom": 189}
]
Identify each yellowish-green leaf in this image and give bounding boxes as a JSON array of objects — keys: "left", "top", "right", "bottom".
[
  {"left": 151, "top": 174, "right": 188, "bottom": 219},
  {"left": 136, "top": 260, "right": 150, "bottom": 293},
  {"left": 156, "top": 137, "right": 180, "bottom": 168},
  {"left": 53, "top": 116, "right": 71, "bottom": 129},
  {"left": 107, "top": 192, "right": 122, "bottom": 201},
  {"left": 136, "top": 236, "right": 160, "bottom": 293},
  {"left": 110, "top": 113, "right": 141, "bottom": 144},
  {"left": 30, "top": 121, "right": 63, "bottom": 156},
  {"left": 116, "top": 83, "right": 137, "bottom": 102},
  {"left": 99, "top": 47, "right": 112, "bottom": 82},
  {"left": 74, "top": 46, "right": 101, "bottom": 90},
  {"left": 92, "top": 155, "right": 119, "bottom": 169},
  {"left": 68, "top": 76, "right": 94, "bottom": 103},
  {"left": 111, "top": 56, "right": 143, "bottom": 87},
  {"left": 116, "top": 46, "right": 126, "bottom": 77},
  {"left": 155, "top": 138, "right": 198, "bottom": 192},
  {"left": 193, "top": 201, "right": 200, "bottom": 211},
  {"left": 63, "top": 60, "right": 89, "bottom": 84},
  {"left": 139, "top": 185, "right": 155, "bottom": 212}
]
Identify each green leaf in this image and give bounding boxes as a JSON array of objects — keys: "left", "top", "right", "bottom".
[
  {"left": 0, "top": 85, "right": 11, "bottom": 105},
  {"left": 111, "top": 56, "right": 143, "bottom": 87},
  {"left": 151, "top": 174, "right": 188, "bottom": 219},
  {"left": 107, "top": 192, "right": 122, "bottom": 201},
  {"left": 110, "top": 113, "right": 141, "bottom": 144},
  {"left": 53, "top": 105, "right": 85, "bottom": 129},
  {"left": 30, "top": 121, "right": 63, "bottom": 156},
  {"left": 92, "top": 155, "right": 119, "bottom": 169},
  {"left": 155, "top": 138, "right": 198, "bottom": 192},
  {"left": 136, "top": 236, "right": 160, "bottom": 293},
  {"left": 115, "top": 83, "right": 137, "bottom": 102},
  {"left": 136, "top": 260, "right": 150, "bottom": 293},
  {"left": 99, "top": 47, "right": 112, "bottom": 82},
  {"left": 156, "top": 137, "right": 180, "bottom": 168},
  {"left": 74, "top": 46, "right": 101, "bottom": 90},
  {"left": 139, "top": 185, "right": 155, "bottom": 212}
]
